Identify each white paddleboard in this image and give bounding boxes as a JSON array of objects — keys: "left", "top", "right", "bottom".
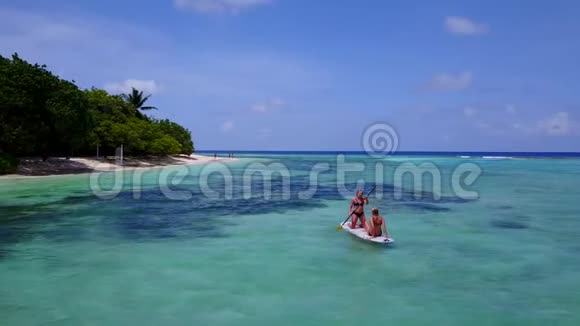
[{"left": 341, "top": 222, "right": 395, "bottom": 244}]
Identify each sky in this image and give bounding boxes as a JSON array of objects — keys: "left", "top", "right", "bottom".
[{"left": 1, "top": 0, "right": 579, "bottom": 152}]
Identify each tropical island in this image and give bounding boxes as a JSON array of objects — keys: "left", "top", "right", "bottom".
[{"left": 0, "top": 53, "right": 202, "bottom": 176}]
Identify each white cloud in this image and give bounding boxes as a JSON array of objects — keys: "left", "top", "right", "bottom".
[
  {"left": 157, "top": 51, "right": 328, "bottom": 101},
  {"left": 475, "top": 121, "right": 490, "bottom": 130},
  {"left": 221, "top": 120, "right": 234, "bottom": 132},
  {"left": 505, "top": 105, "right": 517, "bottom": 115},
  {"left": 426, "top": 72, "right": 472, "bottom": 92},
  {"left": 0, "top": 9, "right": 169, "bottom": 88},
  {"left": 538, "top": 112, "right": 572, "bottom": 136},
  {"left": 445, "top": 16, "right": 488, "bottom": 35},
  {"left": 252, "top": 104, "right": 268, "bottom": 113},
  {"left": 104, "top": 79, "right": 159, "bottom": 94},
  {"left": 174, "top": 0, "right": 270, "bottom": 14},
  {"left": 512, "top": 122, "right": 525, "bottom": 131},
  {"left": 251, "top": 97, "right": 284, "bottom": 113},
  {"left": 463, "top": 107, "right": 477, "bottom": 117},
  {"left": 507, "top": 112, "right": 577, "bottom": 136},
  {"left": 0, "top": 8, "right": 328, "bottom": 106},
  {"left": 458, "top": 107, "right": 576, "bottom": 138}
]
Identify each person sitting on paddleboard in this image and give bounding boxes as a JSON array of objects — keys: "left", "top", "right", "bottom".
[
  {"left": 349, "top": 189, "right": 369, "bottom": 230},
  {"left": 368, "top": 207, "right": 389, "bottom": 238}
]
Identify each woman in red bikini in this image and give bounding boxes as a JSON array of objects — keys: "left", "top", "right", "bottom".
[
  {"left": 368, "top": 207, "right": 389, "bottom": 238},
  {"left": 349, "top": 189, "right": 369, "bottom": 230}
]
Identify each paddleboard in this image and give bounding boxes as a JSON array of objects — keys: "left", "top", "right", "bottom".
[{"left": 341, "top": 222, "right": 395, "bottom": 244}]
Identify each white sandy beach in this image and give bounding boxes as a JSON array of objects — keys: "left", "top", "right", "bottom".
[{"left": 0, "top": 154, "right": 233, "bottom": 180}]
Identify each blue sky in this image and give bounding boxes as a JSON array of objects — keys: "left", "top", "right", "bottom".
[{"left": 1, "top": 0, "right": 579, "bottom": 151}]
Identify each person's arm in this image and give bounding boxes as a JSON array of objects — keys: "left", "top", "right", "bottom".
[
  {"left": 382, "top": 218, "right": 389, "bottom": 238},
  {"left": 363, "top": 197, "right": 369, "bottom": 205},
  {"left": 369, "top": 218, "right": 375, "bottom": 237}
]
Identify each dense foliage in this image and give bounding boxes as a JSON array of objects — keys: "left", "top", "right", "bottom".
[
  {"left": 122, "top": 88, "right": 157, "bottom": 111},
  {"left": 0, "top": 153, "right": 18, "bottom": 174},
  {"left": 0, "top": 53, "right": 194, "bottom": 164}
]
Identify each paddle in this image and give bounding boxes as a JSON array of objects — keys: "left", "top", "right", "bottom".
[{"left": 336, "top": 185, "right": 376, "bottom": 231}]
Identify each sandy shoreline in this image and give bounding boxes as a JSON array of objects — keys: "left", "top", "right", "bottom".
[{"left": 0, "top": 154, "right": 234, "bottom": 180}]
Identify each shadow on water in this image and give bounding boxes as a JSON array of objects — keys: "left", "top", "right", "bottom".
[
  {"left": 0, "top": 157, "right": 478, "bottom": 257},
  {"left": 391, "top": 203, "right": 451, "bottom": 212},
  {"left": 489, "top": 204, "right": 514, "bottom": 210},
  {"left": 490, "top": 219, "right": 528, "bottom": 230},
  {"left": 490, "top": 214, "right": 531, "bottom": 230}
]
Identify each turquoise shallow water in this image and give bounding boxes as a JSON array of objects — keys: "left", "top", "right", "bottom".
[{"left": 1, "top": 154, "right": 580, "bottom": 325}]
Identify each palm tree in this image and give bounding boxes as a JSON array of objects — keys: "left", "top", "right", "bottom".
[{"left": 122, "top": 87, "right": 157, "bottom": 111}]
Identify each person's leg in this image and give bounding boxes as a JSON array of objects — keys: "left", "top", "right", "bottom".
[
  {"left": 350, "top": 213, "right": 359, "bottom": 229},
  {"left": 360, "top": 215, "right": 368, "bottom": 230}
]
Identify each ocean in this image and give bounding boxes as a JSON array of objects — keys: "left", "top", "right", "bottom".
[{"left": 1, "top": 153, "right": 579, "bottom": 325}]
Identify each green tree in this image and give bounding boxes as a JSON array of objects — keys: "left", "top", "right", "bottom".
[
  {"left": 0, "top": 153, "right": 18, "bottom": 174},
  {"left": 0, "top": 53, "right": 91, "bottom": 159},
  {"left": 156, "top": 119, "right": 195, "bottom": 154},
  {"left": 121, "top": 87, "right": 157, "bottom": 111},
  {"left": 148, "top": 135, "right": 182, "bottom": 156},
  {"left": 0, "top": 53, "right": 195, "bottom": 174},
  {"left": 0, "top": 53, "right": 53, "bottom": 157},
  {"left": 48, "top": 80, "right": 92, "bottom": 157},
  {"left": 85, "top": 88, "right": 138, "bottom": 122},
  {"left": 85, "top": 88, "right": 141, "bottom": 156}
]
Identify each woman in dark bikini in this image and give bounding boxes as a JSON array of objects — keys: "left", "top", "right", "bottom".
[
  {"left": 368, "top": 208, "right": 389, "bottom": 238},
  {"left": 349, "top": 189, "right": 369, "bottom": 230}
]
